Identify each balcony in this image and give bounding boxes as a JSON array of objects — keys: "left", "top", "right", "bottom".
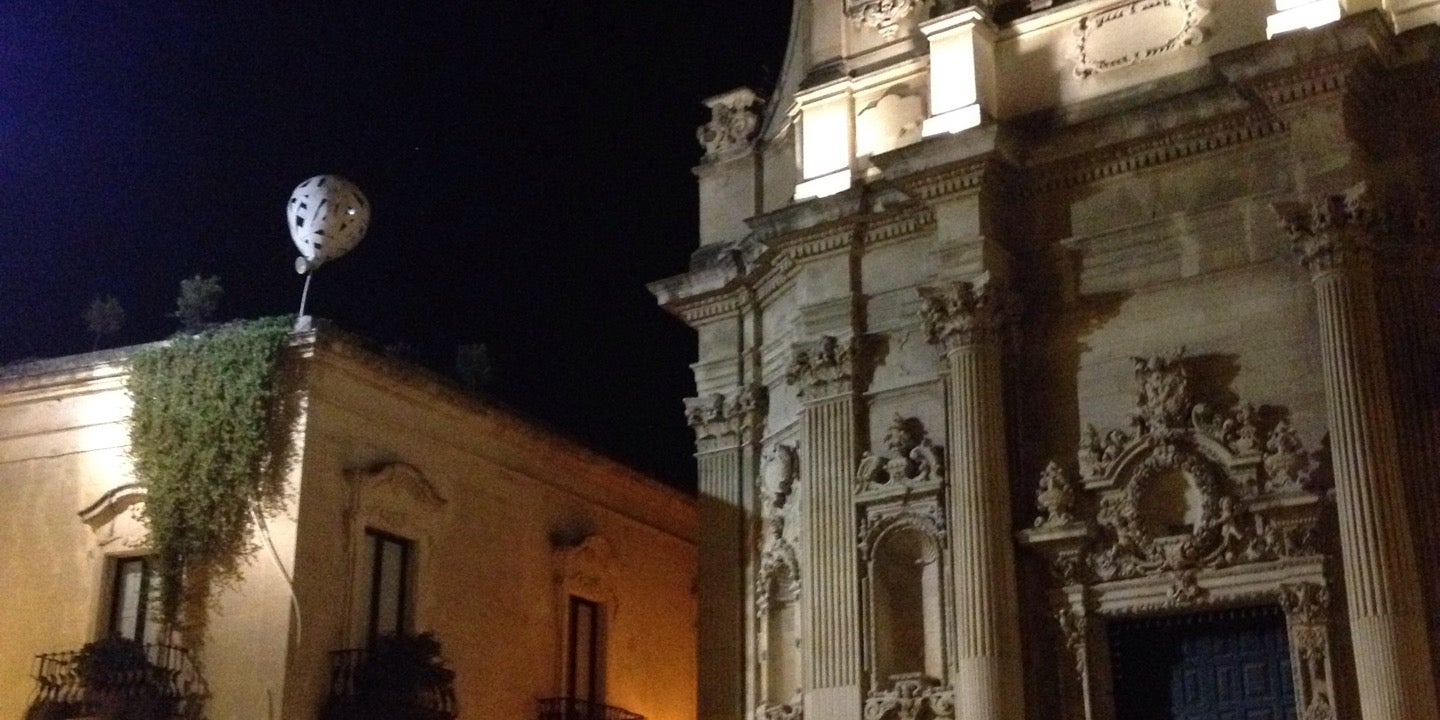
[
  {"left": 25, "top": 640, "right": 207, "bottom": 720},
  {"left": 322, "top": 636, "right": 457, "bottom": 720},
  {"left": 537, "top": 698, "right": 644, "bottom": 720}
]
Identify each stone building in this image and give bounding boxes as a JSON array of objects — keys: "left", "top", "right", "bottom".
[
  {"left": 0, "top": 324, "right": 696, "bottom": 720},
  {"left": 651, "top": 1, "right": 1440, "bottom": 719}
]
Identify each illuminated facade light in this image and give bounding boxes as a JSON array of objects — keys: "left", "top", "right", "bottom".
[
  {"left": 921, "top": 8, "right": 985, "bottom": 138},
  {"left": 1267, "top": 0, "right": 1342, "bottom": 38}
]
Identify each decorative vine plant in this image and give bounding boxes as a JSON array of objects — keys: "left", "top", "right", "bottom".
[{"left": 126, "top": 317, "right": 296, "bottom": 624}]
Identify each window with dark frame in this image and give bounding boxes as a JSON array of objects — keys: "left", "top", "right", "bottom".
[
  {"left": 108, "top": 556, "right": 156, "bottom": 643},
  {"left": 365, "top": 529, "right": 413, "bottom": 645},
  {"left": 566, "top": 596, "right": 603, "bottom": 704}
]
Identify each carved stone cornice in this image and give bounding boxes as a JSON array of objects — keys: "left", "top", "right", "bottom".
[
  {"left": 684, "top": 384, "right": 768, "bottom": 451},
  {"left": 697, "top": 88, "right": 763, "bottom": 162},
  {"left": 1273, "top": 182, "right": 1391, "bottom": 276},
  {"left": 917, "top": 276, "right": 1017, "bottom": 352},
  {"left": 785, "top": 335, "right": 859, "bottom": 400},
  {"left": 847, "top": 0, "right": 919, "bottom": 39}
]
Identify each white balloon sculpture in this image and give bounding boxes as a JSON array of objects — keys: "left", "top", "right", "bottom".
[
  {"left": 287, "top": 175, "right": 370, "bottom": 324},
  {"left": 288, "top": 175, "right": 370, "bottom": 274}
]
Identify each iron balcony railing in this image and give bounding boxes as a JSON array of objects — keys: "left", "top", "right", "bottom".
[
  {"left": 537, "top": 697, "right": 644, "bottom": 720},
  {"left": 324, "top": 647, "right": 458, "bottom": 720},
  {"left": 26, "top": 641, "right": 207, "bottom": 720}
]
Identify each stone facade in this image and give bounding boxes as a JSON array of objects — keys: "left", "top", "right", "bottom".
[
  {"left": 0, "top": 325, "right": 697, "bottom": 720},
  {"left": 652, "top": 2, "right": 1440, "bottom": 720}
]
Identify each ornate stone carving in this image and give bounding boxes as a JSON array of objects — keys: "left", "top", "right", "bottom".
[
  {"left": 858, "top": 507, "right": 946, "bottom": 561},
  {"left": 684, "top": 384, "right": 767, "bottom": 448},
  {"left": 756, "top": 537, "right": 802, "bottom": 612},
  {"left": 856, "top": 415, "right": 944, "bottom": 490},
  {"left": 1166, "top": 569, "right": 1207, "bottom": 606},
  {"left": 761, "top": 444, "right": 799, "bottom": 514},
  {"left": 1055, "top": 606, "right": 1088, "bottom": 677},
  {"left": 697, "top": 88, "right": 762, "bottom": 161},
  {"left": 1131, "top": 347, "right": 1192, "bottom": 434},
  {"left": 1281, "top": 582, "right": 1337, "bottom": 720},
  {"left": 917, "top": 276, "right": 1015, "bottom": 351},
  {"left": 1280, "top": 582, "right": 1331, "bottom": 625},
  {"left": 1022, "top": 349, "right": 1326, "bottom": 585},
  {"left": 756, "top": 698, "right": 804, "bottom": 720},
  {"left": 1034, "top": 461, "right": 1078, "bottom": 528},
  {"left": 1263, "top": 420, "right": 1313, "bottom": 492},
  {"left": 785, "top": 336, "right": 858, "bottom": 399},
  {"left": 1273, "top": 182, "right": 1387, "bottom": 274},
  {"left": 863, "top": 676, "right": 954, "bottom": 720},
  {"left": 847, "top": 0, "right": 919, "bottom": 39},
  {"left": 1073, "top": 0, "right": 1208, "bottom": 79}
]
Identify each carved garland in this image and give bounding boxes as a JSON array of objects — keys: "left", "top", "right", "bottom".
[{"left": 1073, "top": 0, "right": 1208, "bottom": 78}]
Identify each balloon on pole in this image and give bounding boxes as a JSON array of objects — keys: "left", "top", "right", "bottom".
[{"left": 287, "top": 175, "right": 370, "bottom": 325}]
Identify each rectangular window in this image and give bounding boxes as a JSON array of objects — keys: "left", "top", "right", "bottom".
[
  {"left": 567, "top": 596, "right": 603, "bottom": 703},
  {"left": 108, "top": 556, "right": 158, "bottom": 643},
  {"left": 365, "top": 530, "right": 413, "bottom": 644}
]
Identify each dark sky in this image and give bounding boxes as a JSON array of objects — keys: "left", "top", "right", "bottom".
[{"left": 0, "top": 4, "right": 794, "bottom": 490}]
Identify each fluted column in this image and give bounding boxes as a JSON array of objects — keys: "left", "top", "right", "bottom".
[
  {"left": 686, "top": 386, "right": 767, "bottom": 720},
  {"left": 919, "top": 277, "right": 1026, "bottom": 720},
  {"left": 785, "top": 336, "right": 863, "bottom": 719},
  {"left": 1373, "top": 227, "right": 1440, "bottom": 693},
  {"left": 1275, "top": 184, "right": 1440, "bottom": 720}
]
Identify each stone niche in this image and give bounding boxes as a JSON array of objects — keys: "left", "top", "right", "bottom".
[
  {"left": 1020, "top": 348, "right": 1337, "bottom": 720},
  {"left": 856, "top": 415, "right": 955, "bottom": 720}
]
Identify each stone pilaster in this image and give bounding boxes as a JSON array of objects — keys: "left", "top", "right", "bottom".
[
  {"left": 785, "top": 335, "right": 863, "bottom": 718},
  {"left": 919, "top": 277, "right": 1026, "bottom": 720},
  {"left": 686, "top": 386, "right": 767, "bottom": 720},
  {"left": 1372, "top": 217, "right": 1440, "bottom": 693},
  {"left": 1275, "top": 183, "right": 1440, "bottom": 720}
]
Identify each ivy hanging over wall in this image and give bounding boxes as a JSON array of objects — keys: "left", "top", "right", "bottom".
[{"left": 126, "top": 317, "right": 297, "bottom": 623}]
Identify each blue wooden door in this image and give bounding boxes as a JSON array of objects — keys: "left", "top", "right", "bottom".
[{"left": 1110, "top": 607, "right": 1296, "bottom": 720}]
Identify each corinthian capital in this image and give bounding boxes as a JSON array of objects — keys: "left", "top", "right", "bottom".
[
  {"left": 918, "top": 276, "right": 1016, "bottom": 351},
  {"left": 684, "top": 384, "right": 768, "bottom": 449},
  {"left": 785, "top": 335, "right": 857, "bottom": 400},
  {"left": 1273, "top": 182, "right": 1390, "bottom": 275}
]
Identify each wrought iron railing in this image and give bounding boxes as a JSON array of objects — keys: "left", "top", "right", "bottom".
[
  {"left": 26, "top": 641, "right": 207, "bottom": 720},
  {"left": 323, "top": 646, "right": 457, "bottom": 720},
  {"left": 537, "top": 697, "right": 644, "bottom": 720}
]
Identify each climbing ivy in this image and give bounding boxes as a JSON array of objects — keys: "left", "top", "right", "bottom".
[{"left": 126, "top": 317, "right": 295, "bottom": 623}]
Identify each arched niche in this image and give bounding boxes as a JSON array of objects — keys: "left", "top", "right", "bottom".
[
  {"left": 862, "top": 512, "right": 947, "bottom": 691},
  {"left": 756, "top": 541, "right": 802, "bottom": 707}
]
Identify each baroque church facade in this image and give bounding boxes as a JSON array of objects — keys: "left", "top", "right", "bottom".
[{"left": 650, "top": 1, "right": 1440, "bottom": 720}]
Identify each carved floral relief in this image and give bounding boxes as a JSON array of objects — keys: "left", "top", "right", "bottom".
[{"left": 1021, "top": 349, "right": 1327, "bottom": 586}]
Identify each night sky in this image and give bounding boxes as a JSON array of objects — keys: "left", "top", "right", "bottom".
[{"left": 0, "top": 4, "right": 794, "bottom": 490}]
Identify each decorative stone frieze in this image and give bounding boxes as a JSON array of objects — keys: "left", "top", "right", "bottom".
[
  {"left": 862, "top": 676, "right": 954, "bottom": 720},
  {"left": 1072, "top": 0, "right": 1208, "bottom": 78},
  {"left": 855, "top": 415, "right": 945, "bottom": 491},
  {"left": 847, "top": 0, "right": 919, "bottom": 39},
  {"left": 697, "top": 88, "right": 763, "bottom": 162},
  {"left": 785, "top": 335, "right": 859, "bottom": 400},
  {"left": 684, "top": 384, "right": 767, "bottom": 450},
  {"left": 917, "top": 276, "right": 1017, "bottom": 352}
]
